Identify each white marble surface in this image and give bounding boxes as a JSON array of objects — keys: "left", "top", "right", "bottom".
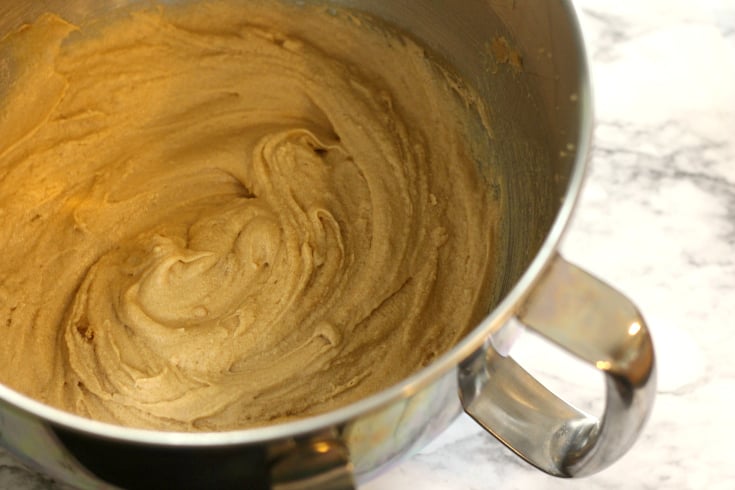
[{"left": 2, "top": 0, "right": 734, "bottom": 488}]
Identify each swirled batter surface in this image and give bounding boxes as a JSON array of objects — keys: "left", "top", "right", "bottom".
[{"left": 0, "top": 1, "right": 500, "bottom": 431}]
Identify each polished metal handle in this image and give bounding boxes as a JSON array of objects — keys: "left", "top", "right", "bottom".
[{"left": 459, "top": 254, "right": 656, "bottom": 477}]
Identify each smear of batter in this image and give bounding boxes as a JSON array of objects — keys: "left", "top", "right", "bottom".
[{"left": 0, "top": 1, "right": 500, "bottom": 431}]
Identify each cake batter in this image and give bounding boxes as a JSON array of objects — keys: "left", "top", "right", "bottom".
[{"left": 0, "top": 1, "right": 500, "bottom": 431}]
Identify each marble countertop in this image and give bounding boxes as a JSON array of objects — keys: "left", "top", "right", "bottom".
[{"left": 2, "top": 0, "right": 733, "bottom": 488}]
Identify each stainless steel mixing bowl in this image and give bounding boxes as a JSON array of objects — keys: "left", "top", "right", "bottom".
[{"left": 0, "top": 1, "right": 656, "bottom": 488}]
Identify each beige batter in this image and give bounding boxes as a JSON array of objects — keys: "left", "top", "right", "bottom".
[{"left": 0, "top": 1, "right": 500, "bottom": 431}]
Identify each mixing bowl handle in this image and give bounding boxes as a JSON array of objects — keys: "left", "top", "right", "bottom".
[{"left": 459, "top": 254, "right": 656, "bottom": 477}]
